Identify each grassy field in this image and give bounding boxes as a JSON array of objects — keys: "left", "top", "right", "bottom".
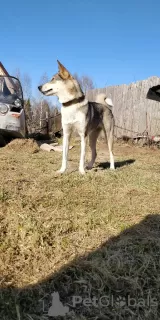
[{"left": 0, "top": 138, "right": 160, "bottom": 319}]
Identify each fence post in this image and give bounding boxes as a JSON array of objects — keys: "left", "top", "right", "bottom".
[{"left": 46, "top": 111, "right": 49, "bottom": 135}]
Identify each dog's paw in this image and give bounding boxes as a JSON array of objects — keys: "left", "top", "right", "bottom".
[
  {"left": 79, "top": 168, "right": 86, "bottom": 175},
  {"left": 57, "top": 168, "right": 66, "bottom": 174},
  {"left": 86, "top": 164, "right": 93, "bottom": 170}
]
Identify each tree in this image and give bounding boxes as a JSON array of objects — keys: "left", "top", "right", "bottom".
[
  {"left": 73, "top": 73, "right": 95, "bottom": 93},
  {"left": 24, "top": 99, "right": 32, "bottom": 134},
  {"left": 39, "top": 72, "right": 48, "bottom": 86},
  {"left": 38, "top": 73, "right": 49, "bottom": 128},
  {"left": 25, "top": 99, "right": 32, "bottom": 120},
  {"left": 41, "top": 99, "right": 50, "bottom": 118},
  {"left": 22, "top": 73, "right": 32, "bottom": 100},
  {"left": 13, "top": 68, "right": 32, "bottom": 100}
]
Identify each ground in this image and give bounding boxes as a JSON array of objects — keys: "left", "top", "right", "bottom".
[{"left": 0, "top": 139, "right": 160, "bottom": 319}]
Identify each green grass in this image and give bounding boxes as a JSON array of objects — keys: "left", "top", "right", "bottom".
[{"left": 0, "top": 139, "right": 160, "bottom": 319}]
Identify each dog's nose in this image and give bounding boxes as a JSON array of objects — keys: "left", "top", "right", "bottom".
[{"left": 38, "top": 85, "right": 42, "bottom": 91}]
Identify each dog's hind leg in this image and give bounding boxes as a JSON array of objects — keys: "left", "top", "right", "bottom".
[
  {"left": 107, "top": 132, "right": 115, "bottom": 170},
  {"left": 103, "top": 118, "right": 115, "bottom": 170},
  {"left": 87, "top": 129, "right": 101, "bottom": 170}
]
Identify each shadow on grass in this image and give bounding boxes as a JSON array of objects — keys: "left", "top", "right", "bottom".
[
  {"left": 1, "top": 214, "right": 160, "bottom": 319},
  {"left": 97, "top": 159, "right": 135, "bottom": 170}
]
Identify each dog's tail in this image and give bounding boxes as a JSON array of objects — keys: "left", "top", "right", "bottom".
[{"left": 95, "top": 93, "right": 114, "bottom": 108}]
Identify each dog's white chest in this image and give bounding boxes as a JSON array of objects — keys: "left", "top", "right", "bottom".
[{"left": 61, "top": 105, "right": 85, "bottom": 125}]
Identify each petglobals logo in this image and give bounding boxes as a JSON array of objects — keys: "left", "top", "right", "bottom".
[
  {"left": 71, "top": 294, "right": 158, "bottom": 309},
  {"left": 42, "top": 291, "right": 158, "bottom": 318}
]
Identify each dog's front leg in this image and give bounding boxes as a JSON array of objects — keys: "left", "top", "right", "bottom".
[
  {"left": 58, "top": 127, "right": 71, "bottom": 174},
  {"left": 79, "top": 134, "right": 86, "bottom": 174}
]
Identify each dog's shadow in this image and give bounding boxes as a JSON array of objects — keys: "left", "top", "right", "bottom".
[{"left": 96, "top": 159, "right": 135, "bottom": 170}]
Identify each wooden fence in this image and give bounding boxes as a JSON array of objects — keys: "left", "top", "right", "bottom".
[{"left": 87, "top": 76, "right": 160, "bottom": 137}]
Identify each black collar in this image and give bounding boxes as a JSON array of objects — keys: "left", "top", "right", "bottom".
[{"left": 62, "top": 95, "right": 85, "bottom": 107}]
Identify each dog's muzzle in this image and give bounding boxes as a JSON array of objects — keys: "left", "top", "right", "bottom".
[{"left": 38, "top": 86, "right": 53, "bottom": 95}]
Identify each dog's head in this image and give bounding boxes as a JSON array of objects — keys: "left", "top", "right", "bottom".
[{"left": 38, "top": 60, "right": 84, "bottom": 104}]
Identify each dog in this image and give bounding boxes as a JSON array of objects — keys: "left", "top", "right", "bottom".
[{"left": 38, "top": 60, "right": 115, "bottom": 174}]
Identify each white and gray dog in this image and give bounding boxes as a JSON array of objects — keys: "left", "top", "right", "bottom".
[{"left": 38, "top": 60, "right": 115, "bottom": 174}]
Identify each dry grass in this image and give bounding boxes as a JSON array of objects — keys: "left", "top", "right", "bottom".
[
  {"left": 0, "top": 139, "right": 160, "bottom": 319},
  {"left": 4, "top": 138, "right": 40, "bottom": 153}
]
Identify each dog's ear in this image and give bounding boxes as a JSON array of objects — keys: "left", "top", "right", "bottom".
[{"left": 57, "top": 60, "right": 72, "bottom": 80}]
